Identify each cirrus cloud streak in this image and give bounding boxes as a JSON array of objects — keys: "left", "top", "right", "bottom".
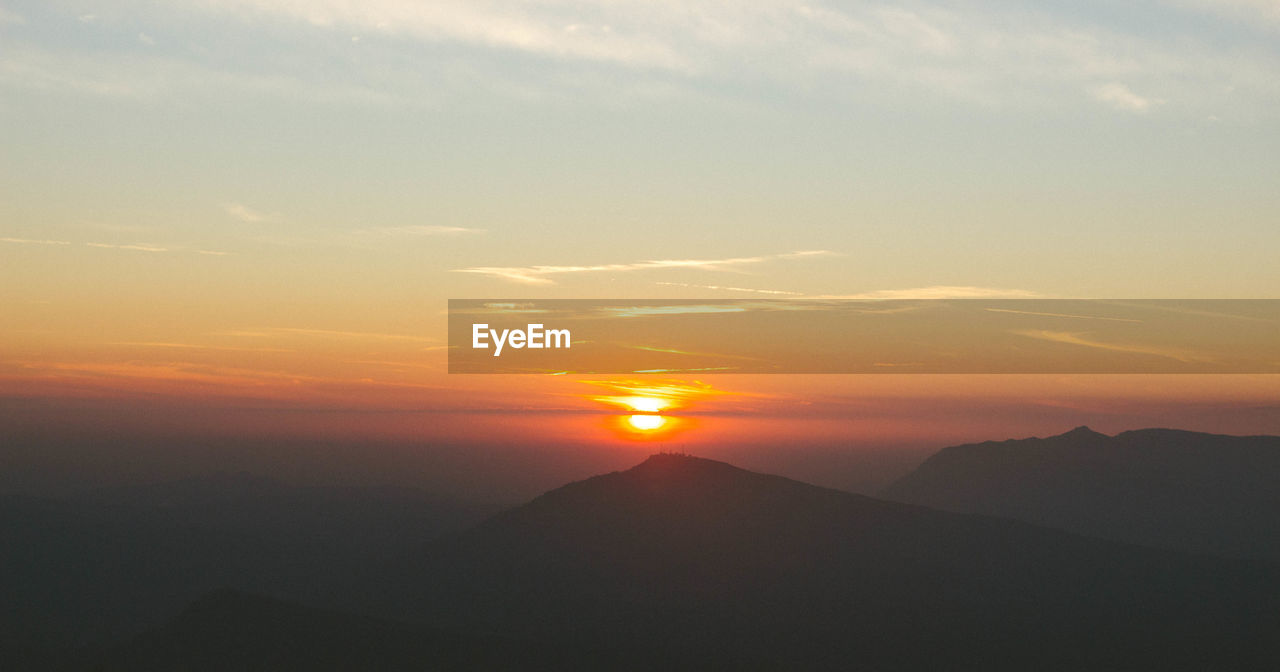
[{"left": 454, "top": 250, "right": 835, "bottom": 285}]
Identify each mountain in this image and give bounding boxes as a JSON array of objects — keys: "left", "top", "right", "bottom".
[
  {"left": 386, "top": 453, "right": 1280, "bottom": 671},
  {"left": 86, "top": 589, "right": 609, "bottom": 671},
  {"left": 883, "top": 427, "right": 1280, "bottom": 558},
  {"left": 0, "top": 476, "right": 497, "bottom": 669},
  {"left": 14, "top": 453, "right": 1280, "bottom": 670}
]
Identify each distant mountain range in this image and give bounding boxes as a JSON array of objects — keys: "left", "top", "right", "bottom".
[
  {"left": 884, "top": 426, "right": 1280, "bottom": 558},
  {"left": 5, "top": 433, "right": 1280, "bottom": 670}
]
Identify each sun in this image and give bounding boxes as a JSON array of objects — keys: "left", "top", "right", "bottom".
[{"left": 627, "top": 414, "right": 667, "bottom": 431}]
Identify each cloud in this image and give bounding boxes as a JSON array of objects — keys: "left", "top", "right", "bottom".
[
  {"left": 1092, "top": 83, "right": 1160, "bottom": 112},
  {"left": 0, "top": 8, "right": 24, "bottom": 25},
  {"left": 1172, "top": 0, "right": 1280, "bottom": 30},
  {"left": 87, "top": 221, "right": 155, "bottom": 233},
  {"left": 221, "top": 327, "right": 435, "bottom": 343},
  {"left": 195, "top": 0, "right": 691, "bottom": 70},
  {"left": 86, "top": 242, "right": 168, "bottom": 252},
  {"left": 166, "top": 0, "right": 1280, "bottom": 114},
  {"left": 984, "top": 308, "right": 1142, "bottom": 323},
  {"left": 7, "top": 359, "right": 332, "bottom": 389},
  {"left": 817, "top": 286, "right": 1040, "bottom": 300},
  {"left": 5, "top": 237, "right": 221, "bottom": 255},
  {"left": 1, "top": 237, "right": 71, "bottom": 245},
  {"left": 655, "top": 281, "right": 801, "bottom": 296},
  {"left": 0, "top": 46, "right": 395, "bottom": 104},
  {"left": 108, "top": 341, "right": 292, "bottom": 353},
  {"left": 222, "top": 202, "right": 272, "bottom": 223},
  {"left": 483, "top": 302, "right": 541, "bottom": 310},
  {"left": 630, "top": 367, "right": 735, "bottom": 373},
  {"left": 454, "top": 250, "right": 836, "bottom": 285},
  {"left": 580, "top": 379, "right": 731, "bottom": 412},
  {"left": 5, "top": 2, "right": 1278, "bottom": 118},
  {"left": 1012, "top": 329, "right": 1209, "bottom": 363},
  {"left": 358, "top": 225, "right": 483, "bottom": 236},
  {"left": 605, "top": 305, "right": 748, "bottom": 318}
]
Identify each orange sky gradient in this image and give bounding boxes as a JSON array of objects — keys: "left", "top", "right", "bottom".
[{"left": 4, "top": 1, "right": 1280, "bottom": 499}]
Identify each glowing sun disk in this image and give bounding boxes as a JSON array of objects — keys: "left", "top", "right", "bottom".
[{"left": 627, "top": 414, "right": 666, "bottom": 431}]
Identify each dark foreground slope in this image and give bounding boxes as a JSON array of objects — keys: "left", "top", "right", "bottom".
[
  {"left": 0, "top": 476, "right": 494, "bottom": 669},
  {"left": 87, "top": 589, "right": 607, "bottom": 672},
  {"left": 884, "top": 427, "right": 1280, "bottom": 558},
  {"left": 387, "top": 454, "right": 1280, "bottom": 671}
]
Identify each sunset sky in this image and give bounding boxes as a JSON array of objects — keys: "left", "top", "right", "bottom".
[{"left": 2, "top": 1, "right": 1279, "bottom": 496}]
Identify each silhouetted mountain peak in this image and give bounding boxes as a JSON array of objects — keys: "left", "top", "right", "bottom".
[
  {"left": 626, "top": 453, "right": 745, "bottom": 480},
  {"left": 1060, "top": 425, "right": 1107, "bottom": 439},
  {"left": 506, "top": 452, "right": 836, "bottom": 518},
  {"left": 442, "top": 453, "right": 909, "bottom": 582}
]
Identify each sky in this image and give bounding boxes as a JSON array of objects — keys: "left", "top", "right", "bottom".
[{"left": 2, "top": 1, "right": 1279, "bottom": 496}]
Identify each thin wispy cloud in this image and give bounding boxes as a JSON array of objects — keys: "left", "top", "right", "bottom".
[
  {"left": 482, "top": 302, "right": 543, "bottom": 312},
  {"left": 222, "top": 202, "right": 272, "bottom": 223},
  {"left": 631, "top": 367, "right": 736, "bottom": 373},
  {"left": 343, "top": 355, "right": 450, "bottom": 370},
  {"left": 818, "top": 286, "right": 1040, "bottom": 300},
  {"left": 579, "top": 379, "right": 732, "bottom": 412},
  {"left": 606, "top": 305, "right": 748, "bottom": 318},
  {"left": 357, "top": 225, "right": 484, "bottom": 237},
  {"left": 87, "top": 222, "right": 155, "bottom": 234},
  {"left": 1, "top": 237, "right": 71, "bottom": 245},
  {"left": 1012, "top": 329, "right": 1209, "bottom": 364},
  {"left": 221, "top": 327, "right": 435, "bottom": 343},
  {"left": 454, "top": 250, "right": 835, "bottom": 285},
  {"left": 656, "top": 282, "right": 802, "bottom": 296},
  {"left": 201, "top": 0, "right": 690, "bottom": 71},
  {"left": 159, "top": 0, "right": 1280, "bottom": 114},
  {"left": 1173, "top": 0, "right": 1280, "bottom": 31},
  {"left": 86, "top": 242, "right": 169, "bottom": 252},
  {"left": 6, "top": 236, "right": 228, "bottom": 256},
  {"left": 1092, "top": 83, "right": 1160, "bottom": 113},
  {"left": 0, "top": 46, "right": 397, "bottom": 105},
  {"left": 108, "top": 341, "right": 292, "bottom": 353},
  {"left": 1, "top": 2, "right": 1275, "bottom": 119},
  {"left": 627, "top": 344, "right": 761, "bottom": 362},
  {"left": 984, "top": 308, "right": 1142, "bottom": 323},
  {"left": 9, "top": 359, "right": 333, "bottom": 388}
]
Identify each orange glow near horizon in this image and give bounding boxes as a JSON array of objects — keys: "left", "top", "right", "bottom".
[{"left": 5, "top": 346, "right": 1280, "bottom": 449}]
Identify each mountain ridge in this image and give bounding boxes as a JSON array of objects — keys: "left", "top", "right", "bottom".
[
  {"left": 11, "top": 445, "right": 1280, "bottom": 670},
  {"left": 382, "top": 450, "right": 1280, "bottom": 670},
  {"left": 884, "top": 426, "right": 1280, "bottom": 558}
]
